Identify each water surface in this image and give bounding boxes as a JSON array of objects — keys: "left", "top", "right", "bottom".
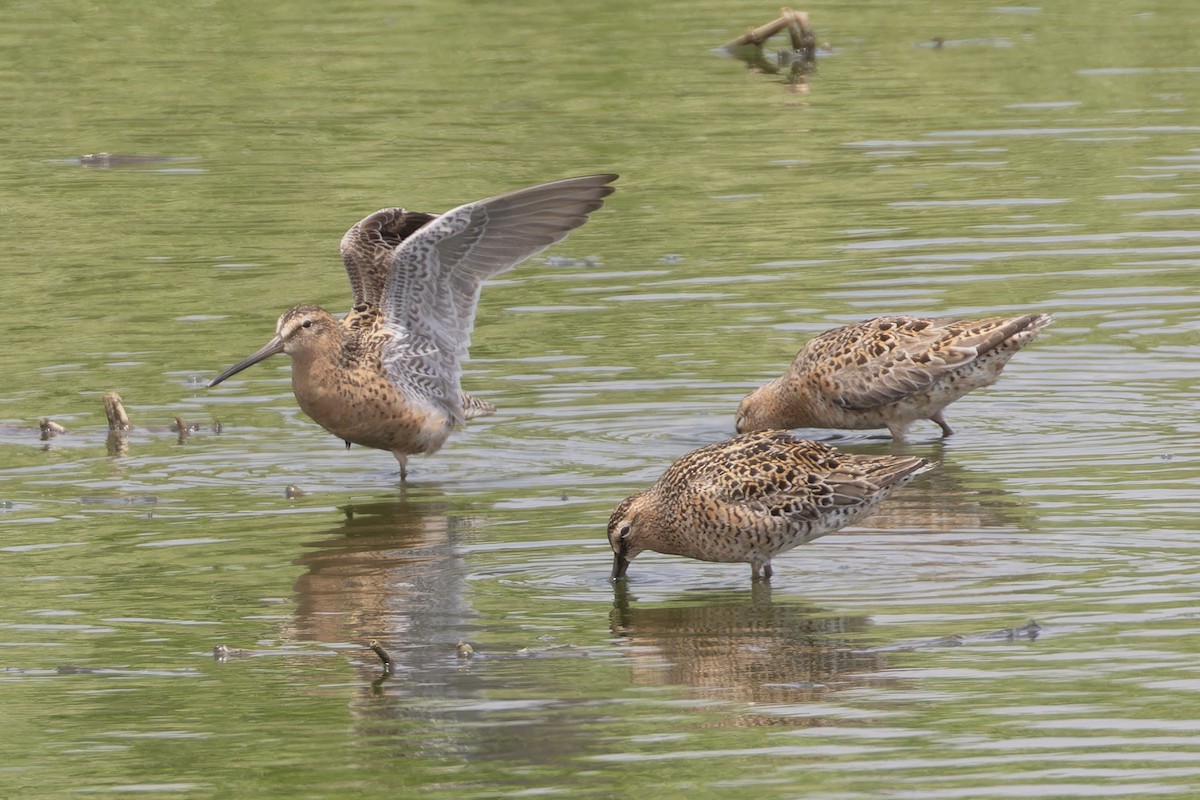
[{"left": 2, "top": 0, "right": 1200, "bottom": 797}]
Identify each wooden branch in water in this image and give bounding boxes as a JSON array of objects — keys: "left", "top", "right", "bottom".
[
  {"left": 368, "top": 639, "right": 394, "bottom": 675},
  {"left": 723, "top": 8, "right": 818, "bottom": 90},
  {"left": 782, "top": 8, "right": 813, "bottom": 51},
  {"left": 726, "top": 10, "right": 790, "bottom": 48},
  {"left": 725, "top": 7, "right": 814, "bottom": 48},
  {"left": 103, "top": 392, "right": 132, "bottom": 431},
  {"left": 99, "top": 391, "right": 221, "bottom": 454},
  {"left": 103, "top": 392, "right": 132, "bottom": 457}
]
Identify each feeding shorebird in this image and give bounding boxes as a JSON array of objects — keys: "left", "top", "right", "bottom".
[
  {"left": 608, "top": 430, "right": 934, "bottom": 581},
  {"left": 735, "top": 313, "right": 1052, "bottom": 440},
  {"left": 208, "top": 174, "right": 618, "bottom": 478}
]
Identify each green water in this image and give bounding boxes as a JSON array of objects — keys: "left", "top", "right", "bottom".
[{"left": 2, "top": 0, "right": 1200, "bottom": 797}]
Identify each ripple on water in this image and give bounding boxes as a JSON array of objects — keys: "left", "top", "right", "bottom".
[{"left": 73, "top": 783, "right": 205, "bottom": 794}]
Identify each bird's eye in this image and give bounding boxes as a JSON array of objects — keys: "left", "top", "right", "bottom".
[
  {"left": 301, "top": 320, "right": 313, "bottom": 329},
  {"left": 618, "top": 523, "right": 632, "bottom": 540}
]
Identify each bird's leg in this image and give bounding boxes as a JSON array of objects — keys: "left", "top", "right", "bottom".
[
  {"left": 886, "top": 423, "right": 909, "bottom": 442},
  {"left": 751, "top": 559, "right": 773, "bottom": 580},
  {"left": 393, "top": 451, "right": 408, "bottom": 481},
  {"left": 931, "top": 411, "right": 954, "bottom": 438}
]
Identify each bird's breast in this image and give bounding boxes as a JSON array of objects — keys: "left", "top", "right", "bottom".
[{"left": 290, "top": 355, "right": 452, "bottom": 455}]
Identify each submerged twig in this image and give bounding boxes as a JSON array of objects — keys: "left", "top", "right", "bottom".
[
  {"left": 213, "top": 644, "right": 253, "bottom": 662},
  {"left": 106, "top": 430, "right": 129, "bottom": 458},
  {"left": 368, "top": 639, "right": 394, "bottom": 675},
  {"left": 723, "top": 7, "right": 819, "bottom": 91},
  {"left": 782, "top": 8, "right": 815, "bottom": 52},
  {"left": 172, "top": 415, "right": 204, "bottom": 444},
  {"left": 99, "top": 391, "right": 221, "bottom": 455},
  {"left": 103, "top": 392, "right": 132, "bottom": 456},
  {"left": 725, "top": 7, "right": 815, "bottom": 50},
  {"left": 103, "top": 392, "right": 132, "bottom": 431},
  {"left": 726, "top": 12, "right": 793, "bottom": 48},
  {"left": 39, "top": 419, "right": 66, "bottom": 440}
]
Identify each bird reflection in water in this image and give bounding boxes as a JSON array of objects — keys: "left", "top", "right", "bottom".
[
  {"left": 288, "top": 498, "right": 624, "bottom": 764},
  {"left": 286, "top": 498, "right": 512, "bottom": 761},
  {"left": 847, "top": 445, "right": 1034, "bottom": 534},
  {"left": 287, "top": 497, "right": 481, "bottom": 691},
  {"left": 605, "top": 457, "right": 1038, "bottom": 726},
  {"left": 610, "top": 582, "right": 887, "bottom": 722}
]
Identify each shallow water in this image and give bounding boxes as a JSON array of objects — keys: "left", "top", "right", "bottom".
[{"left": 2, "top": 0, "right": 1200, "bottom": 797}]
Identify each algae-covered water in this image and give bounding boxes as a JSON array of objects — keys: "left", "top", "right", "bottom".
[{"left": 2, "top": 1, "right": 1199, "bottom": 797}]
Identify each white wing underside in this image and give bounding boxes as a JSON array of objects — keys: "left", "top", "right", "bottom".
[{"left": 377, "top": 174, "right": 617, "bottom": 423}]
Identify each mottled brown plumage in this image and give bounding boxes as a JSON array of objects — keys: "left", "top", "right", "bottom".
[
  {"left": 735, "top": 314, "right": 1052, "bottom": 440},
  {"left": 608, "top": 430, "right": 934, "bottom": 580},
  {"left": 208, "top": 174, "right": 618, "bottom": 478}
]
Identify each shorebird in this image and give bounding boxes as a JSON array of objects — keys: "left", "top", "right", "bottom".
[
  {"left": 735, "top": 313, "right": 1052, "bottom": 440},
  {"left": 608, "top": 430, "right": 933, "bottom": 581},
  {"left": 208, "top": 174, "right": 618, "bottom": 478}
]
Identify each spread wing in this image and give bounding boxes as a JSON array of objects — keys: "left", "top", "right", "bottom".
[
  {"left": 339, "top": 208, "right": 438, "bottom": 309},
  {"left": 460, "top": 391, "right": 496, "bottom": 420},
  {"left": 376, "top": 174, "right": 618, "bottom": 421},
  {"left": 801, "top": 315, "right": 1044, "bottom": 411}
]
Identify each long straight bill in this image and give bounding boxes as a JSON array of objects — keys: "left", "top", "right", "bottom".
[{"left": 208, "top": 336, "right": 285, "bottom": 388}]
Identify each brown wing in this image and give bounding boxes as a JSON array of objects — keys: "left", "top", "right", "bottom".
[
  {"left": 800, "top": 315, "right": 1046, "bottom": 411},
  {"left": 460, "top": 392, "right": 496, "bottom": 420},
  {"left": 339, "top": 209, "right": 438, "bottom": 309},
  {"left": 681, "top": 431, "right": 931, "bottom": 521}
]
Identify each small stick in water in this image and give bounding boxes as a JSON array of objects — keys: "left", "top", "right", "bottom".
[
  {"left": 103, "top": 392, "right": 132, "bottom": 456},
  {"left": 103, "top": 392, "right": 132, "bottom": 431},
  {"left": 368, "top": 639, "right": 394, "bottom": 675},
  {"left": 213, "top": 644, "right": 253, "bottom": 662},
  {"left": 39, "top": 419, "right": 66, "bottom": 440},
  {"left": 724, "top": 12, "right": 791, "bottom": 48},
  {"left": 722, "top": 7, "right": 818, "bottom": 90},
  {"left": 782, "top": 8, "right": 814, "bottom": 51}
]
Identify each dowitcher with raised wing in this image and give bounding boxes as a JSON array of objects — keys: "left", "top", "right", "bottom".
[
  {"left": 608, "top": 430, "right": 934, "bottom": 581},
  {"left": 735, "top": 313, "right": 1052, "bottom": 440},
  {"left": 208, "top": 174, "right": 618, "bottom": 478}
]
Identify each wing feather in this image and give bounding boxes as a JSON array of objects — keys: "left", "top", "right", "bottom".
[
  {"left": 339, "top": 208, "right": 437, "bottom": 308},
  {"left": 377, "top": 174, "right": 617, "bottom": 420},
  {"left": 800, "top": 315, "right": 1046, "bottom": 411},
  {"left": 682, "top": 431, "right": 930, "bottom": 527}
]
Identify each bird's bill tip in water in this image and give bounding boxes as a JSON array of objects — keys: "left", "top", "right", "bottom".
[
  {"left": 207, "top": 336, "right": 285, "bottom": 388},
  {"left": 610, "top": 551, "right": 630, "bottom": 582}
]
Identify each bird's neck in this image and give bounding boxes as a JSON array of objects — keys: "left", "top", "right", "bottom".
[{"left": 289, "top": 323, "right": 351, "bottom": 390}]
